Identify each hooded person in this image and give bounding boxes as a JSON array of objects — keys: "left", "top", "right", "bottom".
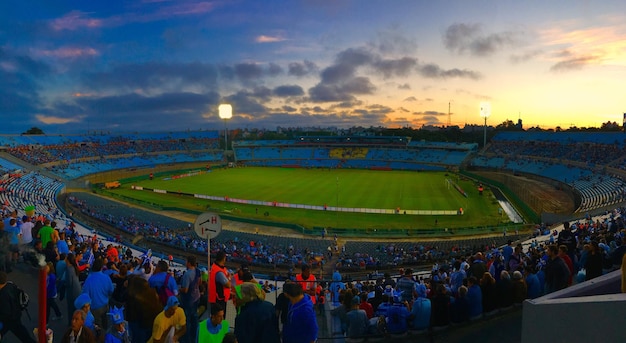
[
  {"left": 282, "top": 282, "right": 318, "bottom": 343},
  {"left": 330, "top": 270, "right": 346, "bottom": 306},
  {"left": 234, "top": 282, "right": 280, "bottom": 343},
  {"left": 74, "top": 293, "right": 97, "bottom": 333},
  {"left": 104, "top": 306, "right": 130, "bottom": 343}
]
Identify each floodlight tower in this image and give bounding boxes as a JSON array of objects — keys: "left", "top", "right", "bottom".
[
  {"left": 218, "top": 104, "right": 232, "bottom": 151},
  {"left": 480, "top": 102, "right": 491, "bottom": 148}
]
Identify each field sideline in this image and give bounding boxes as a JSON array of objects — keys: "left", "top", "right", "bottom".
[{"left": 108, "top": 167, "right": 510, "bottom": 231}]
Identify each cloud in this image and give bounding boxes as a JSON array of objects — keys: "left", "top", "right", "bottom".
[
  {"left": 81, "top": 62, "right": 220, "bottom": 92},
  {"left": 50, "top": 11, "right": 103, "bottom": 31},
  {"left": 550, "top": 54, "right": 601, "bottom": 72},
  {"left": 404, "top": 96, "right": 417, "bottom": 102},
  {"left": 256, "top": 35, "right": 287, "bottom": 43},
  {"left": 288, "top": 60, "right": 318, "bottom": 77},
  {"left": 443, "top": 23, "right": 521, "bottom": 56},
  {"left": 510, "top": 49, "right": 543, "bottom": 64},
  {"left": 273, "top": 85, "right": 305, "bottom": 97},
  {"left": 414, "top": 111, "right": 446, "bottom": 116},
  {"left": 368, "top": 26, "right": 418, "bottom": 55},
  {"left": 372, "top": 57, "right": 418, "bottom": 79},
  {"left": 31, "top": 46, "right": 99, "bottom": 59},
  {"left": 50, "top": 2, "right": 217, "bottom": 31},
  {"left": 418, "top": 63, "right": 481, "bottom": 80},
  {"left": 398, "top": 83, "right": 411, "bottom": 90},
  {"left": 35, "top": 114, "right": 85, "bottom": 124}
]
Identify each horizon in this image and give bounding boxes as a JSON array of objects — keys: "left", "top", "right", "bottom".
[{"left": 1, "top": 1, "right": 625, "bottom": 134}]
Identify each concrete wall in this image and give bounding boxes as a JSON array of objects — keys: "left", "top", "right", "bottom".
[{"left": 522, "top": 270, "right": 626, "bottom": 343}]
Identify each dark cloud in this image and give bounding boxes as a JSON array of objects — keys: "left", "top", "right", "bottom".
[
  {"left": 404, "top": 96, "right": 417, "bottom": 101},
  {"left": 414, "top": 110, "right": 446, "bottom": 116},
  {"left": 273, "top": 85, "right": 305, "bottom": 97},
  {"left": 43, "top": 91, "right": 222, "bottom": 132},
  {"left": 419, "top": 115, "right": 443, "bottom": 125},
  {"left": 82, "top": 62, "right": 219, "bottom": 92},
  {"left": 398, "top": 83, "right": 411, "bottom": 90},
  {"left": 267, "top": 63, "right": 283, "bottom": 76},
  {"left": 75, "top": 91, "right": 217, "bottom": 114},
  {"left": 419, "top": 63, "right": 481, "bottom": 80},
  {"left": 308, "top": 83, "right": 356, "bottom": 102},
  {"left": 282, "top": 105, "right": 297, "bottom": 112},
  {"left": 309, "top": 76, "right": 375, "bottom": 102},
  {"left": 341, "top": 76, "right": 376, "bottom": 94},
  {"left": 250, "top": 87, "right": 273, "bottom": 101},
  {"left": 510, "top": 49, "right": 543, "bottom": 64},
  {"left": 372, "top": 57, "right": 418, "bottom": 78},
  {"left": 550, "top": 55, "right": 600, "bottom": 72},
  {"left": 320, "top": 63, "right": 357, "bottom": 84},
  {"left": 288, "top": 60, "right": 318, "bottom": 77},
  {"left": 336, "top": 48, "right": 375, "bottom": 67},
  {"left": 0, "top": 47, "right": 53, "bottom": 132},
  {"left": 223, "top": 90, "right": 269, "bottom": 115},
  {"left": 234, "top": 62, "right": 264, "bottom": 81},
  {"left": 369, "top": 27, "right": 418, "bottom": 55},
  {"left": 443, "top": 23, "right": 520, "bottom": 56}
]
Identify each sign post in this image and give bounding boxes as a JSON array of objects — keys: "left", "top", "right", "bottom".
[{"left": 194, "top": 212, "right": 222, "bottom": 312}]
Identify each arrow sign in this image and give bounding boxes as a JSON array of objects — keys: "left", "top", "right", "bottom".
[{"left": 194, "top": 212, "right": 222, "bottom": 239}]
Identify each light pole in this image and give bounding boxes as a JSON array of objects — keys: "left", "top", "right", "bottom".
[
  {"left": 480, "top": 102, "right": 491, "bottom": 147},
  {"left": 218, "top": 104, "right": 232, "bottom": 150}
]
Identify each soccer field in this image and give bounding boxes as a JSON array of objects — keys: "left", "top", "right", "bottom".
[{"left": 108, "top": 167, "right": 509, "bottom": 231}]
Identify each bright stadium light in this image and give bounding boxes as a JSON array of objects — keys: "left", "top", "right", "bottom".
[
  {"left": 218, "top": 104, "right": 232, "bottom": 150},
  {"left": 480, "top": 102, "right": 491, "bottom": 147}
]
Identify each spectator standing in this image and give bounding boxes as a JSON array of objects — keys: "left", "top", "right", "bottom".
[
  {"left": 81, "top": 258, "right": 114, "bottom": 329},
  {"left": 149, "top": 260, "right": 179, "bottom": 306},
  {"left": 282, "top": 282, "right": 318, "bottom": 343},
  {"left": 198, "top": 303, "right": 230, "bottom": 343},
  {"left": 544, "top": 245, "right": 570, "bottom": 294},
  {"left": 65, "top": 253, "right": 83, "bottom": 326},
  {"left": 234, "top": 282, "right": 280, "bottom": 343},
  {"left": 179, "top": 255, "right": 201, "bottom": 343},
  {"left": 19, "top": 215, "right": 34, "bottom": 248},
  {"left": 209, "top": 251, "right": 231, "bottom": 316},
  {"left": 585, "top": 241, "right": 604, "bottom": 281},
  {"left": 126, "top": 276, "right": 162, "bottom": 343},
  {"left": 46, "top": 262, "right": 63, "bottom": 323},
  {"left": 395, "top": 268, "right": 416, "bottom": 304},
  {"left": 296, "top": 264, "right": 317, "bottom": 305}
]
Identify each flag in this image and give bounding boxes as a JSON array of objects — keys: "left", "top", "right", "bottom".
[
  {"left": 139, "top": 249, "right": 152, "bottom": 264},
  {"left": 87, "top": 252, "right": 95, "bottom": 267}
]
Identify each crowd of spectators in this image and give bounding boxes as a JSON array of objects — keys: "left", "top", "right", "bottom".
[
  {"left": 66, "top": 193, "right": 329, "bottom": 271},
  {"left": 7, "top": 136, "right": 220, "bottom": 167},
  {"left": 318, "top": 209, "right": 626, "bottom": 339}
]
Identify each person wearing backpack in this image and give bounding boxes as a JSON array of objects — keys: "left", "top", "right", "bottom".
[
  {"left": 0, "top": 271, "right": 36, "bottom": 343},
  {"left": 179, "top": 255, "right": 201, "bottom": 343},
  {"left": 149, "top": 260, "right": 179, "bottom": 306}
]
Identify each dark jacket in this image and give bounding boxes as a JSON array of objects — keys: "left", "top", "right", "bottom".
[
  {"left": 61, "top": 326, "right": 97, "bottom": 343},
  {"left": 235, "top": 299, "right": 281, "bottom": 343},
  {"left": 545, "top": 256, "right": 570, "bottom": 293}
]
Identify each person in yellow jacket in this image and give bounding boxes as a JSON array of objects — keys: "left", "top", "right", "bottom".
[{"left": 197, "top": 303, "right": 230, "bottom": 343}]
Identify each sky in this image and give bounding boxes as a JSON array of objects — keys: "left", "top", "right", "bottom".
[{"left": 1, "top": 0, "right": 625, "bottom": 134}]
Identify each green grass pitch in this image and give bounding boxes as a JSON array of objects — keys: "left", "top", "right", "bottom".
[{"left": 109, "top": 167, "right": 508, "bottom": 231}]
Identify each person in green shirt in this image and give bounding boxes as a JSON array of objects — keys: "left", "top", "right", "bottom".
[{"left": 197, "top": 302, "right": 230, "bottom": 343}]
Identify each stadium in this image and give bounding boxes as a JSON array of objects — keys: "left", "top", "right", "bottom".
[{"left": 1, "top": 128, "right": 626, "bottom": 342}]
